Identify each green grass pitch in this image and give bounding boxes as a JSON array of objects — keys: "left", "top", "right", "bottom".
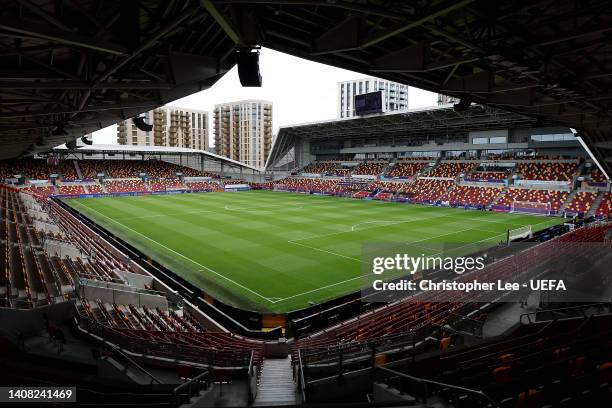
[{"left": 66, "top": 191, "right": 560, "bottom": 313}]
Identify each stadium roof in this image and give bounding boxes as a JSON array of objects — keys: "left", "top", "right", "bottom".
[
  {"left": 52, "top": 144, "right": 260, "bottom": 172},
  {"left": 266, "top": 105, "right": 538, "bottom": 169},
  {"left": 1, "top": 0, "right": 612, "bottom": 176}
]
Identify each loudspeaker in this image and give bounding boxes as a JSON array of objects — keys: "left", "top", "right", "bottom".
[
  {"left": 132, "top": 116, "right": 153, "bottom": 132},
  {"left": 453, "top": 95, "right": 472, "bottom": 112},
  {"left": 236, "top": 48, "right": 262, "bottom": 87}
]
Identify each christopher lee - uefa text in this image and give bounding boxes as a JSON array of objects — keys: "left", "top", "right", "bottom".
[{"left": 370, "top": 254, "right": 566, "bottom": 293}]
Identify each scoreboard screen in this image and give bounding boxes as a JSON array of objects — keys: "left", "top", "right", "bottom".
[{"left": 354, "top": 91, "right": 384, "bottom": 116}]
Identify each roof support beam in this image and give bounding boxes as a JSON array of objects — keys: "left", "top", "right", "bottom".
[
  {"left": 360, "top": 0, "right": 476, "bottom": 49},
  {"left": 0, "top": 17, "right": 127, "bottom": 55},
  {"left": 312, "top": 15, "right": 361, "bottom": 55},
  {"left": 16, "top": 0, "right": 71, "bottom": 31},
  {"left": 201, "top": 0, "right": 243, "bottom": 44},
  {"left": 371, "top": 43, "right": 429, "bottom": 72},
  {"left": 0, "top": 100, "right": 160, "bottom": 118},
  {"left": 442, "top": 70, "right": 493, "bottom": 93},
  {"left": 0, "top": 81, "right": 173, "bottom": 90}
]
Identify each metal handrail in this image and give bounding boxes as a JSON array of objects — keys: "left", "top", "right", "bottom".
[
  {"left": 376, "top": 366, "right": 499, "bottom": 408},
  {"left": 298, "top": 349, "right": 307, "bottom": 403},
  {"left": 74, "top": 306, "right": 252, "bottom": 367},
  {"left": 101, "top": 337, "right": 162, "bottom": 385},
  {"left": 519, "top": 302, "right": 610, "bottom": 324},
  {"left": 247, "top": 350, "right": 257, "bottom": 404},
  {"left": 172, "top": 370, "right": 210, "bottom": 407}
]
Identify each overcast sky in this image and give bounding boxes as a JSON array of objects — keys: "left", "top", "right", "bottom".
[{"left": 92, "top": 47, "right": 438, "bottom": 145}]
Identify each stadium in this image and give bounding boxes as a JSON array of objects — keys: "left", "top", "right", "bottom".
[{"left": 1, "top": 1, "right": 612, "bottom": 408}]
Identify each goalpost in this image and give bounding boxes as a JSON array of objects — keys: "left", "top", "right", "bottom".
[
  {"left": 510, "top": 201, "right": 551, "bottom": 216},
  {"left": 507, "top": 225, "right": 533, "bottom": 243}
]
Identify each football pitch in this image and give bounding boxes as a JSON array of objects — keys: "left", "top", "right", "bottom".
[{"left": 66, "top": 191, "right": 560, "bottom": 313}]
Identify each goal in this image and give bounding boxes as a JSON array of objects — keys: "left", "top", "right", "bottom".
[
  {"left": 510, "top": 201, "right": 551, "bottom": 216},
  {"left": 507, "top": 225, "right": 533, "bottom": 242}
]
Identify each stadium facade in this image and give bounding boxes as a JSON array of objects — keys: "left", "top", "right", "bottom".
[
  {"left": 338, "top": 78, "right": 409, "bottom": 118},
  {"left": 213, "top": 100, "right": 273, "bottom": 169},
  {"left": 117, "top": 107, "right": 208, "bottom": 150}
]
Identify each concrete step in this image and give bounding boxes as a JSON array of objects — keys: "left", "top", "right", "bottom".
[{"left": 253, "top": 357, "right": 295, "bottom": 407}]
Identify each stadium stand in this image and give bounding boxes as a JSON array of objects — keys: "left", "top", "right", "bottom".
[
  {"left": 390, "top": 313, "right": 612, "bottom": 407},
  {"left": 408, "top": 179, "right": 454, "bottom": 203},
  {"left": 384, "top": 160, "right": 428, "bottom": 178},
  {"left": 105, "top": 179, "right": 148, "bottom": 193},
  {"left": 22, "top": 185, "right": 56, "bottom": 197},
  {"left": 496, "top": 189, "right": 569, "bottom": 213},
  {"left": 149, "top": 178, "right": 184, "bottom": 191},
  {"left": 275, "top": 178, "right": 343, "bottom": 194},
  {"left": 516, "top": 161, "right": 577, "bottom": 181},
  {"left": 77, "top": 159, "right": 208, "bottom": 179},
  {"left": 468, "top": 170, "right": 510, "bottom": 181},
  {"left": 565, "top": 191, "right": 598, "bottom": 216},
  {"left": 57, "top": 185, "right": 86, "bottom": 195},
  {"left": 0, "top": 158, "right": 76, "bottom": 180},
  {"left": 185, "top": 181, "right": 223, "bottom": 192},
  {"left": 86, "top": 184, "right": 104, "bottom": 194},
  {"left": 301, "top": 161, "right": 352, "bottom": 177},
  {"left": 370, "top": 181, "right": 412, "bottom": 194},
  {"left": 351, "top": 160, "right": 388, "bottom": 176},
  {"left": 595, "top": 193, "right": 612, "bottom": 219},
  {"left": 76, "top": 299, "right": 264, "bottom": 369},
  {"left": 590, "top": 168, "right": 607, "bottom": 182},
  {"left": 427, "top": 161, "right": 476, "bottom": 178},
  {"left": 292, "top": 223, "right": 611, "bottom": 351},
  {"left": 441, "top": 185, "right": 503, "bottom": 208}
]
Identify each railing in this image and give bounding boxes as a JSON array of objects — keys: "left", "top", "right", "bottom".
[
  {"left": 103, "top": 340, "right": 162, "bottom": 385},
  {"left": 376, "top": 366, "right": 499, "bottom": 408},
  {"left": 298, "top": 349, "right": 307, "bottom": 403},
  {"left": 74, "top": 307, "right": 253, "bottom": 368},
  {"left": 300, "top": 328, "right": 427, "bottom": 367},
  {"left": 77, "top": 276, "right": 164, "bottom": 297},
  {"left": 172, "top": 370, "right": 211, "bottom": 407},
  {"left": 247, "top": 350, "right": 257, "bottom": 404},
  {"left": 520, "top": 302, "right": 611, "bottom": 324}
]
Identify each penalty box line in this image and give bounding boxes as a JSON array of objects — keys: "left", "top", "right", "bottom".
[{"left": 72, "top": 201, "right": 277, "bottom": 304}]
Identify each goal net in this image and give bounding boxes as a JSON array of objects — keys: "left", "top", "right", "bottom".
[
  {"left": 507, "top": 225, "right": 533, "bottom": 242},
  {"left": 510, "top": 201, "right": 551, "bottom": 216}
]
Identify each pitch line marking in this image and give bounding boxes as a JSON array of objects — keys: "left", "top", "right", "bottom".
[
  {"left": 270, "top": 275, "right": 365, "bottom": 303},
  {"left": 72, "top": 201, "right": 275, "bottom": 303},
  {"left": 275, "top": 223, "right": 528, "bottom": 304},
  {"left": 289, "top": 213, "right": 447, "bottom": 243},
  {"left": 224, "top": 203, "right": 303, "bottom": 212},
  {"left": 351, "top": 220, "right": 403, "bottom": 231},
  {"left": 287, "top": 241, "right": 366, "bottom": 264},
  {"left": 117, "top": 209, "right": 215, "bottom": 220}
]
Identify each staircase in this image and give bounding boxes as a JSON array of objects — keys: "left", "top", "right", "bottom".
[
  {"left": 587, "top": 191, "right": 605, "bottom": 217},
  {"left": 559, "top": 190, "right": 577, "bottom": 213},
  {"left": 253, "top": 357, "right": 295, "bottom": 406},
  {"left": 380, "top": 159, "right": 395, "bottom": 176},
  {"left": 487, "top": 188, "right": 507, "bottom": 209},
  {"left": 73, "top": 160, "right": 83, "bottom": 180}
]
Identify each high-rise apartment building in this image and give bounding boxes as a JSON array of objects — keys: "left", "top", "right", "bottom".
[
  {"left": 437, "top": 94, "right": 460, "bottom": 106},
  {"left": 117, "top": 107, "right": 207, "bottom": 150},
  {"left": 213, "top": 100, "right": 272, "bottom": 169},
  {"left": 338, "top": 78, "right": 409, "bottom": 118}
]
